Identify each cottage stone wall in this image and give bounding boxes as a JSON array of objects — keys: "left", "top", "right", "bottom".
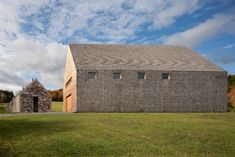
[
  {"left": 19, "top": 81, "right": 51, "bottom": 112},
  {"left": 76, "top": 70, "right": 227, "bottom": 112},
  {"left": 7, "top": 80, "right": 51, "bottom": 113}
]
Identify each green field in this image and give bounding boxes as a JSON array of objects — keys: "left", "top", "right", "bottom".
[
  {"left": 51, "top": 101, "right": 63, "bottom": 112},
  {"left": 0, "top": 113, "right": 235, "bottom": 157}
]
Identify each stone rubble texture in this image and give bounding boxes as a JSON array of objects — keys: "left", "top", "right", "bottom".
[{"left": 7, "top": 80, "right": 51, "bottom": 112}]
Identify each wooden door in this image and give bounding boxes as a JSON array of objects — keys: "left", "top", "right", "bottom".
[{"left": 66, "top": 95, "right": 72, "bottom": 112}]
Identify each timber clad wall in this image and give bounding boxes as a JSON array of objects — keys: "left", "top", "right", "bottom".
[
  {"left": 63, "top": 47, "right": 77, "bottom": 112},
  {"left": 64, "top": 44, "right": 227, "bottom": 112}
]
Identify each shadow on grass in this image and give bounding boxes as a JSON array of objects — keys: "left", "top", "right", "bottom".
[
  {"left": 0, "top": 118, "right": 76, "bottom": 138},
  {"left": 0, "top": 118, "right": 80, "bottom": 156},
  {"left": 0, "top": 107, "right": 6, "bottom": 113}
]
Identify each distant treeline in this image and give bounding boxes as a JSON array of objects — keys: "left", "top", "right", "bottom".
[
  {"left": 49, "top": 88, "right": 63, "bottom": 101},
  {"left": 228, "top": 74, "right": 235, "bottom": 89},
  {"left": 0, "top": 90, "right": 14, "bottom": 103}
]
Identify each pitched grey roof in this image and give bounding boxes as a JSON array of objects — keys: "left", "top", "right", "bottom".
[
  {"left": 14, "top": 79, "right": 49, "bottom": 98},
  {"left": 69, "top": 44, "right": 224, "bottom": 71}
]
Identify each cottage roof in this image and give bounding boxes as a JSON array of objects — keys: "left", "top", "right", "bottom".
[
  {"left": 69, "top": 44, "right": 224, "bottom": 71},
  {"left": 14, "top": 79, "right": 49, "bottom": 98}
]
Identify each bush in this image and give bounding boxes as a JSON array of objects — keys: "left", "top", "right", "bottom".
[
  {"left": 227, "top": 102, "right": 234, "bottom": 112},
  {"left": 0, "top": 90, "right": 14, "bottom": 103}
]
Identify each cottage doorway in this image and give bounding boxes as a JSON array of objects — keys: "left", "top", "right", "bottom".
[
  {"left": 33, "top": 97, "right": 39, "bottom": 112},
  {"left": 66, "top": 95, "right": 72, "bottom": 112}
]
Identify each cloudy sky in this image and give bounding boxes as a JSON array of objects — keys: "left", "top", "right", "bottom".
[{"left": 0, "top": 0, "right": 235, "bottom": 92}]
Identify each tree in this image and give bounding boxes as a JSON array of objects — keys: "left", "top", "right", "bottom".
[{"left": 0, "top": 90, "right": 14, "bottom": 103}]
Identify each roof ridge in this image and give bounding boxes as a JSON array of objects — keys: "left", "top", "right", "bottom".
[{"left": 69, "top": 43, "right": 188, "bottom": 48}]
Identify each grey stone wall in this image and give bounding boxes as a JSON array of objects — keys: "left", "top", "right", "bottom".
[
  {"left": 76, "top": 70, "right": 227, "bottom": 112},
  {"left": 7, "top": 80, "right": 52, "bottom": 113},
  {"left": 19, "top": 81, "right": 51, "bottom": 112}
]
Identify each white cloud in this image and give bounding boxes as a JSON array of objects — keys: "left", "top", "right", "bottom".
[
  {"left": 0, "top": 37, "right": 66, "bottom": 91},
  {"left": 162, "top": 13, "right": 235, "bottom": 47},
  {"left": 224, "top": 44, "right": 235, "bottom": 49},
  {"left": 0, "top": 1, "right": 66, "bottom": 92},
  {"left": 0, "top": 83, "right": 22, "bottom": 94},
  {"left": 152, "top": 0, "right": 200, "bottom": 29},
  {"left": 0, "top": 35, "right": 66, "bottom": 92},
  {"left": 0, "top": 0, "right": 231, "bottom": 92},
  {"left": 15, "top": 0, "right": 204, "bottom": 43}
]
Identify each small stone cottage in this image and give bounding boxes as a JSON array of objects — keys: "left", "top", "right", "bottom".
[{"left": 7, "top": 79, "right": 51, "bottom": 112}]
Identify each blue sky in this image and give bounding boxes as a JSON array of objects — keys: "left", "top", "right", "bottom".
[{"left": 0, "top": 0, "right": 235, "bottom": 92}]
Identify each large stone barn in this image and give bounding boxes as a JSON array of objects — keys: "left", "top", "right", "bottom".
[
  {"left": 63, "top": 44, "right": 227, "bottom": 112},
  {"left": 7, "top": 79, "right": 51, "bottom": 112}
]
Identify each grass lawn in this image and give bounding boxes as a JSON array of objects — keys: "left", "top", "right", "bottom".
[
  {"left": 51, "top": 101, "right": 63, "bottom": 112},
  {"left": 0, "top": 113, "right": 235, "bottom": 157}
]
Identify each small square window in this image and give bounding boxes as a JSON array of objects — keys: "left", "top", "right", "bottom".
[
  {"left": 138, "top": 72, "right": 146, "bottom": 80},
  {"left": 88, "top": 72, "right": 96, "bottom": 79},
  {"left": 162, "top": 73, "right": 170, "bottom": 80},
  {"left": 113, "top": 73, "right": 121, "bottom": 79}
]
